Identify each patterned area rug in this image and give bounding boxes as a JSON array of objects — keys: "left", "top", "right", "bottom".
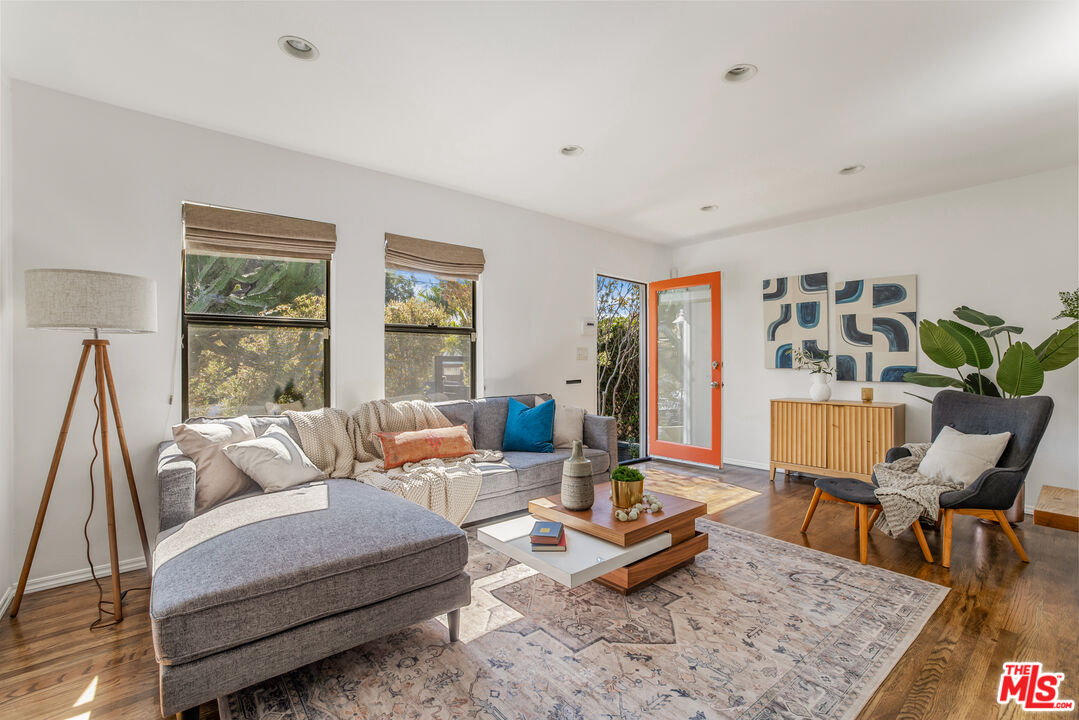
[{"left": 221, "top": 519, "right": 946, "bottom": 720}]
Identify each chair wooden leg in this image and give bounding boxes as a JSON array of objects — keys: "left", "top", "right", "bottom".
[
  {"left": 801, "top": 488, "right": 822, "bottom": 533},
  {"left": 911, "top": 520, "right": 934, "bottom": 563},
  {"left": 868, "top": 507, "right": 882, "bottom": 529},
  {"left": 854, "top": 505, "right": 860, "bottom": 529},
  {"left": 857, "top": 504, "right": 868, "bottom": 564},
  {"left": 941, "top": 509, "right": 954, "bottom": 568},
  {"left": 994, "top": 510, "right": 1030, "bottom": 563}
]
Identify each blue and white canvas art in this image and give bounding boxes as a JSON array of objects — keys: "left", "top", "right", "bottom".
[
  {"left": 833, "top": 274, "right": 918, "bottom": 382},
  {"left": 763, "top": 272, "right": 829, "bottom": 369}
]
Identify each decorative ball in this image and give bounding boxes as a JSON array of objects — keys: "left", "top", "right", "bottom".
[
  {"left": 615, "top": 510, "right": 628, "bottom": 522},
  {"left": 654, "top": 501, "right": 663, "bottom": 511},
  {"left": 628, "top": 509, "right": 639, "bottom": 521},
  {"left": 650, "top": 503, "right": 660, "bottom": 513}
]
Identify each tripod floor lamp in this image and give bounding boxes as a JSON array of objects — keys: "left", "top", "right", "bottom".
[{"left": 10, "top": 268, "right": 157, "bottom": 620}]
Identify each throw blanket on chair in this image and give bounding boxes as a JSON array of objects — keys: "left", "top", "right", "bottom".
[
  {"left": 872, "top": 443, "right": 962, "bottom": 539},
  {"left": 285, "top": 400, "right": 502, "bottom": 526}
]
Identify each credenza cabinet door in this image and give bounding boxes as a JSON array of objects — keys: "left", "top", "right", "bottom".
[
  {"left": 770, "top": 401, "right": 828, "bottom": 469},
  {"left": 826, "top": 403, "right": 897, "bottom": 479}
]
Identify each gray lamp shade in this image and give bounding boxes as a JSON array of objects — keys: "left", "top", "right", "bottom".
[{"left": 25, "top": 269, "right": 157, "bottom": 333}]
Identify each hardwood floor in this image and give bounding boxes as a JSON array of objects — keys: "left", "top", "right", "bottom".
[{"left": 2, "top": 461, "right": 1076, "bottom": 719}]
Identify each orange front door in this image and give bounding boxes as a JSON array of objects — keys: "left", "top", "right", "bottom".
[{"left": 648, "top": 273, "right": 722, "bottom": 466}]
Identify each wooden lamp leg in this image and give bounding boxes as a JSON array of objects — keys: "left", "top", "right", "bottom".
[
  {"left": 94, "top": 343, "right": 124, "bottom": 621},
  {"left": 9, "top": 343, "right": 94, "bottom": 618},
  {"left": 102, "top": 346, "right": 152, "bottom": 571}
]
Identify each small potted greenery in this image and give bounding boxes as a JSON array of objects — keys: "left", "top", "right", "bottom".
[
  {"left": 611, "top": 465, "right": 645, "bottom": 509},
  {"left": 792, "top": 348, "right": 834, "bottom": 401}
]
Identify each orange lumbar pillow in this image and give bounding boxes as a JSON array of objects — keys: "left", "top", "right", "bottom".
[{"left": 375, "top": 424, "right": 476, "bottom": 469}]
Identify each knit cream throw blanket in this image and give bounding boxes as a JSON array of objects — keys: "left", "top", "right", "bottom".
[{"left": 285, "top": 400, "right": 502, "bottom": 526}]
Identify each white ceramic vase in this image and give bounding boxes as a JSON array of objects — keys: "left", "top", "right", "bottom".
[{"left": 809, "top": 373, "right": 832, "bottom": 402}]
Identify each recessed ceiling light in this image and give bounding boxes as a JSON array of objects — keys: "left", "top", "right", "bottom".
[
  {"left": 560, "top": 145, "right": 584, "bottom": 156},
  {"left": 700, "top": 205, "right": 719, "bottom": 212},
  {"left": 724, "top": 64, "right": 758, "bottom": 82},
  {"left": 838, "top": 164, "right": 865, "bottom": 175},
  {"left": 278, "top": 35, "right": 319, "bottom": 61}
]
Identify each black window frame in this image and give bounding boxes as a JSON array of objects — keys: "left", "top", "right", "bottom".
[
  {"left": 383, "top": 271, "right": 477, "bottom": 401},
  {"left": 181, "top": 250, "right": 332, "bottom": 419}
]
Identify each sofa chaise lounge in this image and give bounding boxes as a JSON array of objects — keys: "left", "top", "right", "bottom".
[{"left": 151, "top": 394, "right": 616, "bottom": 717}]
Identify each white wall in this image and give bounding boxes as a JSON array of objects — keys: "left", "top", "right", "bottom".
[
  {"left": 0, "top": 75, "right": 15, "bottom": 610},
  {"left": 8, "top": 82, "right": 672, "bottom": 584},
  {"left": 675, "top": 166, "right": 1079, "bottom": 511}
]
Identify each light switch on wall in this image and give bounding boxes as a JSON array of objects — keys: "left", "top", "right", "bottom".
[{"left": 576, "top": 347, "right": 589, "bottom": 361}]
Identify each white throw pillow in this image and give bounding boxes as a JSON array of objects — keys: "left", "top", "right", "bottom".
[
  {"left": 918, "top": 425, "right": 1011, "bottom": 487},
  {"left": 223, "top": 425, "right": 326, "bottom": 493},
  {"left": 173, "top": 415, "right": 258, "bottom": 513},
  {"left": 542, "top": 395, "right": 588, "bottom": 449}
]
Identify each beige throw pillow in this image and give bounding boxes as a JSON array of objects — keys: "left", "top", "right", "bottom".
[
  {"left": 543, "top": 396, "right": 587, "bottom": 449},
  {"left": 918, "top": 425, "right": 1011, "bottom": 487},
  {"left": 172, "top": 416, "right": 258, "bottom": 513},
  {"left": 223, "top": 426, "right": 325, "bottom": 493}
]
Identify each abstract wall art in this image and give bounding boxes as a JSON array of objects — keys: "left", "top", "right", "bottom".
[
  {"left": 833, "top": 274, "right": 918, "bottom": 382},
  {"left": 763, "top": 272, "right": 829, "bottom": 369}
]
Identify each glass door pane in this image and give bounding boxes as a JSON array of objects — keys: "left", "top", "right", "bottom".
[{"left": 656, "top": 285, "right": 712, "bottom": 447}]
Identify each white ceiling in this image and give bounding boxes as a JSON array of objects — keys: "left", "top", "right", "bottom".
[{"left": 3, "top": 1, "right": 1076, "bottom": 245}]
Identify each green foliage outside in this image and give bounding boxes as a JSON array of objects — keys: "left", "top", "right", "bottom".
[
  {"left": 597, "top": 277, "right": 642, "bottom": 457},
  {"left": 384, "top": 271, "right": 474, "bottom": 400},
  {"left": 185, "top": 254, "right": 327, "bottom": 417}
]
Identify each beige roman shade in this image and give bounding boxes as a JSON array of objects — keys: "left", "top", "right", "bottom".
[
  {"left": 385, "top": 233, "right": 485, "bottom": 280},
  {"left": 183, "top": 203, "right": 337, "bottom": 261}
]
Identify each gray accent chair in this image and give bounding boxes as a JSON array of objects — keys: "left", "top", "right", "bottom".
[
  {"left": 152, "top": 396, "right": 616, "bottom": 718},
  {"left": 887, "top": 390, "right": 1053, "bottom": 568}
]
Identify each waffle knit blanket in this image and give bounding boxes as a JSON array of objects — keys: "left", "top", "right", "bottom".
[
  {"left": 285, "top": 400, "right": 502, "bottom": 526},
  {"left": 872, "top": 442, "right": 962, "bottom": 538}
]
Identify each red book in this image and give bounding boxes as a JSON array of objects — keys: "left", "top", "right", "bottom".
[
  {"left": 531, "top": 533, "right": 567, "bottom": 552},
  {"left": 529, "top": 521, "right": 564, "bottom": 545}
]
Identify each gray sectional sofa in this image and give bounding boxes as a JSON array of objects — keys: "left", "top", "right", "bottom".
[{"left": 151, "top": 394, "right": 616, "bottom": 717}]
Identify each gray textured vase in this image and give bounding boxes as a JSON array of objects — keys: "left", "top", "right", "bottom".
[{"left": 560, "top": 440, "right": 594, "bottom": 510}]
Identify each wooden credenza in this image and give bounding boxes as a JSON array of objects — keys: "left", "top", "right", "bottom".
[{"left": 769, "top": 398, "right": 905, "bottom": 482}]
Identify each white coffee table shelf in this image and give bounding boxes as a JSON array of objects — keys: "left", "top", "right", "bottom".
[{"left": 477, "top": 514, "right": 672, "bottom": 588}]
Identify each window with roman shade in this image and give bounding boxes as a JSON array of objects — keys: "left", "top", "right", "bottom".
[
  {"left": 383, "top": 234, "right": 484, "bottom": 401},
  {"left": 181, "top": 202, "right": 335, "bottom": 418}
]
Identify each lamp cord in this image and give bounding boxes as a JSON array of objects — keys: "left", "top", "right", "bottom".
[{"left": 84, "top": 376, "right": 148, "bottom": 631}]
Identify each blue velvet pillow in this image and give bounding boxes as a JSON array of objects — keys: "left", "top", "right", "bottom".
[{"left": 502, "top": 397, "right": 555, "bottom": 453}]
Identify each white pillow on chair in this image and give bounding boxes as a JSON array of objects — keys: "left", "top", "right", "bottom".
[{"left": 918, "top": 425, "right": 1011, "bottom": 487}]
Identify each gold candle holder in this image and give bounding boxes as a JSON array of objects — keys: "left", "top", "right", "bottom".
[{"left": 861, "top": 387, "right": 874, "bottom": 403}]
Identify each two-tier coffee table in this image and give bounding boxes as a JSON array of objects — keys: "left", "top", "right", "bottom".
[{"left": 477, "top": 482, "right": 707, "bottom": 594}]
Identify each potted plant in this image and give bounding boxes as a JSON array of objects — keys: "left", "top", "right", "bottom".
[
  {"left": 611, "top": 465, "right": 645, "bottom": 509},
  {"left": 793, "top": 348, "right": 834, "bottom": 401},
  {"left": 903, "top": 292, "right": 1077, "bottom": 400}
]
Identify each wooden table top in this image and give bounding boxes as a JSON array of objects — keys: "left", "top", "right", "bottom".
[{"left": 529, "top": 482, "right": 706, "bottom": 547}]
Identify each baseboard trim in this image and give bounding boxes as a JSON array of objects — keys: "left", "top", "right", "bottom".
[
  {"left": 21, "top": 556, "right": 148, "bottom": 596},
  {"left": 0, "top": 585, "right": 13, "bottom": 615},
  {"left": 721, "top": 457, "right": 770, "bottom": 472}
]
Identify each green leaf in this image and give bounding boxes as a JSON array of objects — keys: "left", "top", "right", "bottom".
[
  {"left": 901, "top": 371, "right": 965, "bottom": 388},
  {"left": 996, "top": 341, "right": 1044, "bottom": 397},
  {"left": 903, "top": 391, "right": 935, "bottom": 404},
  {"left": 979, "top": 325, "right": 1024, "bottom": 338},
  {"left": 953, "top": 306, "right": 1006, "bottom": 327},
  {"left": 962, "top": 372, "right": 1001, "bottom": 397},
  {"left": 1034, "top": 321, "right": 1078, "bottom": 372},
  {"left": 919, "top": 320, "right": 967, "bottom": 369},
  {"left": 939, "top": 320, "right": 993, "bottom": 369}
]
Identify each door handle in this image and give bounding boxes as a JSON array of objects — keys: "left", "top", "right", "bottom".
[{"left": 710, "top": 381, "right": 719, "bottom": 389}]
